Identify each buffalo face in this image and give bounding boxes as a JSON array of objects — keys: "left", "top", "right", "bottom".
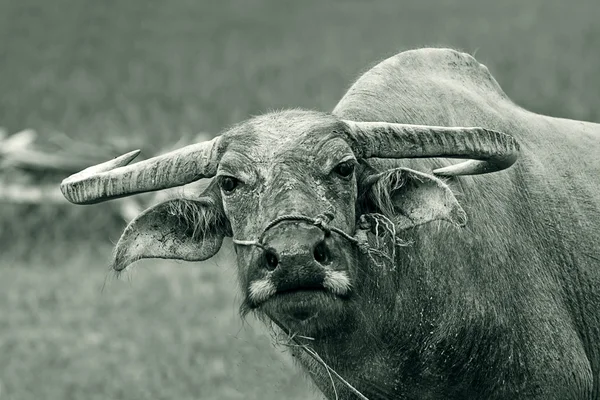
[
  {"left": 60, "top": 108, "right": 518, "bottom": 337},
  {"left": 215, "top": 112, "right": 360, "bottom": 335}
]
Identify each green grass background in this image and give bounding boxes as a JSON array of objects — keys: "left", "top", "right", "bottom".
[{"left": 1, "top": 0, "right": 599, "bottom": 399}]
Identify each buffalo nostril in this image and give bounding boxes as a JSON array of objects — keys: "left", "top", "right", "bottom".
[
  {"left": 313, "top": 241, "right": 331, "bottom": 265},
  {"left": 264, "top": 249, "right": 279, "bottom": 271}
]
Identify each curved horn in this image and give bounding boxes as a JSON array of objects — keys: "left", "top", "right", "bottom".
[
  {"left": 342, "top": 121, "right": 520, "bottom": 176},
  {"left": 61, "top": 136, "right": 223, "bottom": 204}
]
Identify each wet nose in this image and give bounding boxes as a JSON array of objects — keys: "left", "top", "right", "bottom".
[{"left": 260, "top": 222, "right": 332, "bottom": 272}]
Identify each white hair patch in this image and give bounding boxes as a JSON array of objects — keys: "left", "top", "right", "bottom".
[
  {"left": 323, "top": 270, "right": 352, "bottom": 296},
  {"left": 249, "top": 278, "right": 277, "bottom": 304}
]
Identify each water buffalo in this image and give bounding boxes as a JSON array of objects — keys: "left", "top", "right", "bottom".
[{"left": 61, "top": 48, "right": 600, "bottom": 399}]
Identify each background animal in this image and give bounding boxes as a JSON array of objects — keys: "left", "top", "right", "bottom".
[{"left": 1, "top": 1, "right": 599, "bottom": 399}]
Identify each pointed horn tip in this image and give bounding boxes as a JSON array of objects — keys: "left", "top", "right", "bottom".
[
  {"left": 81, "top": 149, "right": 142, "bottom": 174},
  {"left": 432, "top": 165, "right": 462, "bottom": 176},
  {"left": 63, "top": 149, "right": 141, "bottom": 178},
  {"left": 433, "top": 154, "right": 519, "bottom": 177},
  {"left": 116, "top": 149, "right": 142, "bottom": 165}
]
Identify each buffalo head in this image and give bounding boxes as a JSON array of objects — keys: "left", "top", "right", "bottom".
[{"left": 61, "top": 110, "right": 518, "bottom": 337}]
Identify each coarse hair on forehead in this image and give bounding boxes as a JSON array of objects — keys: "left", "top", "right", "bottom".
[
  {"left": 220, "top": 109, "right": 347, "bottom": 156},
  {"left": 246, "top": 109, "right": 342, "bottom": 136}
]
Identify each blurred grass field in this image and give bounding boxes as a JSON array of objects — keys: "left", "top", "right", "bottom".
[{"left": 1, "top": 0, "right": 599, "bottom": 399}]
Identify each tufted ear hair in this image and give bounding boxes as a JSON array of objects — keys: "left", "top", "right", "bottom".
[
  {"left": 111, "top": 184, "right": 230, "bottom": 272},
  {"left": 359, "top": 167, "right": 467, "bottom": 230}
]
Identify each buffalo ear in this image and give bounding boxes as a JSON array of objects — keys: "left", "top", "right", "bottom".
[
  {"left": 361, "top": 167, "right": 467, "bottom": 230},
  {"left": 112, "top": 195, "right": 229, "bottom": 272}
]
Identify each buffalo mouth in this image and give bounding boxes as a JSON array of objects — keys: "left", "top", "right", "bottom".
[
  {"left": 249, "top": 278, "right": 350, "bottom": 307},
  {"left": 248, "top": 283, "right": 338, "bottom": 308},
  {"left": 272, "top": 286, "right": 333, "bottom": 302},
  {"left": 246, "top": 268, "right": 352, "bottom": 327},
  {"left": 260, "top": 287, "right": 347, "bottom": 325},
  {"left": 276, "top": 284, "right": 328, "bottom": 296}
]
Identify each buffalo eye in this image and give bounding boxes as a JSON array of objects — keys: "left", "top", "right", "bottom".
[
  {"left": 220, "top": 176, "right": 239, "bottom": 194},
  {"left": 333, "top": 161, "right": 355, "bottom": 178}
]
